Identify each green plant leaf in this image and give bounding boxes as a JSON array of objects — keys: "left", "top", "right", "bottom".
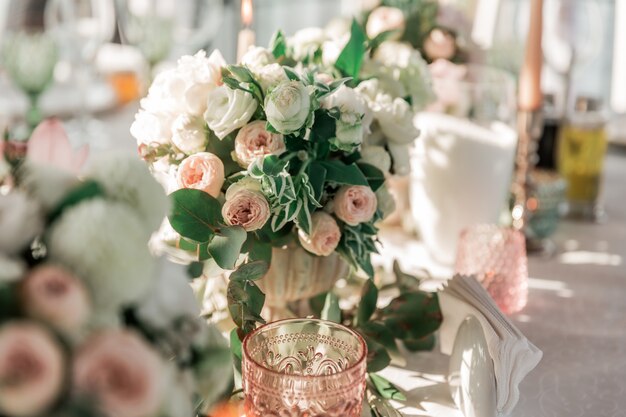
[
  {"left": 205, "top": 129, "right": 241, "bottom": 177},
  {"left": 307, "top": 163, "right": 327, "bottom": 202},
  {"left": 230, "top": 328, "right": 243, "bottom": 374},
  {"left": 358, "top": 322, "right": 399, "bottom": 356},
  {"left": 321, "top": 292, "right": 341, "bottom": 323},
  {"left": 270, "top": 30, "right": 287, "bottom": 58},
  {"left": 336, "top": 19, "right": 367, "bottom": 79},
  {"left": 186, "top": 262, "right": 204, "bottom": 279},
  {"left": 357, "top": 163, "right": 386, "bottom": 191},
  {"left": 177, "top": 238, "right": 211, "bottom": 261},
  {"left": 368, "top": 29, "right": 403, "bottom": 51},
  {"left": 369, "top": 373, "right": 407, "bottom": 401},
  {"left": 361, "top": 333, "right": 391, "bottom": 372},
  {"left": 245, "top": 281, "right": 265, "bottom": 317},
  {"left": 262, "top": 154, "right": 289, "bottom": 175},
  {"left": 208, "top": 226, "right": 247, "bottom": 270},
  {"left": 403, "top": 333, "right": 437, "bottom": 351},
  {"left": 356, "top": 279, "right": 379, "bottom": 325},
  {"left": 309, "top": 292, "right": 328, "bottom": 317},
  {"left": 242, "top": 234, "right": 272, "bottom": 264},
  {"left": 319, "top": 160, "right": 369, "bottom": 186},
  {"left": 381, "top": 292, "right": 442, "bottom": 340},
  {"left": 230, "top": 260, "right": 269, "bottom": 282},
  {"left": 283, "top": 66, "right": 301, "bottom": 82},
  {"left": 48, "top": 180, "right": 105, "bottom": 224},
  {"left": 169, "top": 189, "right": 222, "bottom": 242}
]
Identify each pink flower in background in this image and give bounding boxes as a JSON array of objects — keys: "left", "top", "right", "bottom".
[
  {"left": 27, "top": 119, "right": 88, "bottom": 175},
  {"left": 366, "top": 6, "right": 406, "bottom": 40},
  {"left": 234, "top": 121, "right": 286, "bottom": 167},
  {"left": 21, "top": 265, "right": 91, "bottom": 334},
  {"left": 298, "top": 212, "right": 341, "bottom": 256},
  {"left": 0, "top": 322, "right": 65, "bottom": 417},
  {"left": 423, "top": 29, "right": 457, "bottom": 61},
  {"left": 222, "top": 189, "right": 270, "bottom": 231},
  {"left": 428, "top": 59, "right": 468, "bottom": 113},
  {"left": 334, "top": 185, "right": 378, "bottom": 226},
  {"left": 73, "top": 330, "right": 163, "bottom": 417},
  {"left": 176, "top": 152, "right": 225, "bottom": 198}
]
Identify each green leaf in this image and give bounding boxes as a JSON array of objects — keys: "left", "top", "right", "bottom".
[
  {"left": 369, "top": 373, "right": 407, "bottom": 401},
  {"left": 403, "top": 334, "right": 436, "bottom": 351},
  {"left": 270, "top": 30, "right": 287, "bottom": 58},
  {"left": 361, "top": 334, "right": 391, "bottom": 372},
  {"left": 283, "top": 66, "right": 301, "bottom": 82},
  {"left": 177, "top": 238, "right": 211, "bottom": 261},
  {"left": 307, "top": 163, "right": 327, "bottom": 202},
  {"left": 319, "top": 160, "right": 369, "bottom": 186},
  {"left": 295, "top": 201, "right": 312, "bottom": 235},
  {"left": 262, "top": 155, "right": 289, "bottom": 176},
  {"left": 208, "top": 226, "right": 247, "bottom": 270},
  {"left": 321, "top": 292, "right": 341, "bottom": 323},
  {"left": 230, "top": 328, "right": 243, "bottom": 374},
  {"left": 242, "top": 235, "right": 272, "bottom": 264},
  {"left": 186, "top": 262, "right": 204, "bottom": 279},
  {"left": 309, "top": 292, "right": 328, "bottom": 317},
  {"left": 368, "top": 29, "right": 402, "bottom": 51},
  {"left": 357, "top": 163, "right": 386, "bottom": 191},
  {"left": 358, "top": 322, "right": 399, "bottom": 356},
  {"left": 48, "top": 180, "right": 105, "bottom": 224},
  {"left": 205, "top": 128, "right": 241, "bottom": 177},
  {"left": 169, "top": 189, "right": 222, "bottom": 242},
  {"left": 335, "top": 19, "right": 367, "bottom": 79},
  {"left": 381, "top": 292, "right": 442, "bottom": 341},
  {"left": 245, "top": 282, "right": 266, "bottom": 317},
  {"left": 230, "top": 260, "right": 269, "bottom": 282},
  {"left": 356, "top": 279, "right": 379, "bottom": 325}
]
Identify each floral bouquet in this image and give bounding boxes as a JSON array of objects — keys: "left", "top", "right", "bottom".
[
  {"left": 131, "top": 19, "right": 434, "bottom": 333},
  {"left": 0, "top": 121, "right": 231, "bottom": 417}
]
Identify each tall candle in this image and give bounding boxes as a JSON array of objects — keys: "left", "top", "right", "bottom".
[
  {"left": 237, "top": 0, "right": 255, "bottom": 62},
  {"left": 518, "top": 0, "right": 543, "bottom": 111}
]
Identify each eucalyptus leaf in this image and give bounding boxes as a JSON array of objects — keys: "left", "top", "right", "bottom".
[
  {"left": 356, "top": 279, "right": 379, "bottom": 325},
  {"left": 357, "top": 163, "right": 386, "bottom": 191},
  {"left": 230, "top": 260, "right": 269, "bottom": 282},
  {"left": 361, "top": 334, "right": 391, "bottom": 372},
  {"left": 230, "top": 328, "right": 243, "bottom": 374},
  {"left": 208, "top": 226, "right": 247, "bottom": 270},
  {"left": 169, "top": 189, "right": 222, "bottom": 242},
  {"left": 321, "top": 292, "right": 341, "bottom": 323},
  {"left": 319, "top": 160, "right": 369, "bottom": 186},
  {"left": 369, "top": 373, "right": 407, "bottom": 401}
]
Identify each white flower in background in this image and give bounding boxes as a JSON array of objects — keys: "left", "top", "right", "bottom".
[
  {"left": 234, "top": 120, "right": 286, "bottom": 167},
  {"left": 177, "top": 50, "right": 226, "bottom": 115},
  {"left": 47, "top": 199, "right": 155, "bottom": 313},
  {"left": 356, "top": 69, "right": 405, "bottom": 104},
  {"left": 136, "top": 262, "right": 200, "bottom": 329},
  {"left": 360, "top": 145, "right": 392, "bottom": 174},
  {"left": 321, "top": 38, "right": 348, "bottom": 67},
  {"left": 298, "top": 212, "right": 341, "bottom": 256},
  {"left": 241, "top": 46, "right": 276, "bottom": 70},
  {"left": 140, "top": 69, "right": 188, "bottom": 115},
  {"left": 87, "top": 153, "right": 171, "bottom": 238},
  {"left": 171, "top": 113, "right": 208, "bottom": 154},
  {"left": 325, "top": 17, "right": 351, "bottom": 41},
  {"left": 0, "top": 322, "right": 65, "bottom": 417},
  {"left": 366, "top": 6, "right": 406, "bottom": 40},
  {"left": 387, "top": 143, "right": 411, "bottom": 175},
  {"left": 265, "top": 80, "right": 311, "bottom": 134},
  {"left": 191, "top": 325, "right": 233, "bottom": 409},
  {"left": 374, "top": 96, "right": 420, "bottom": 145},
  {"left": 130, "top": 110, "right": 175, "bottom": 146},
  {"left": 289, "top": 27, "right": 327, "bottom": 61},
  {"left": 162, "top": 365, "right": 196, "bottom": 417},
  {"left": 204, "top": 85, "right": 257, "bottom": 139},
  {"left": 0, "top": 191, "right": 43, "bottom": 255},
  {"left": 255, "top": 63, "right": 289, "bottom": 93},
  {"left": 0, "top": 255, "right": 25, "bottom": 283},
  {"left": 375, "top": 184, "right": 396, "bottom": 220},
  {"left": 322, "top": 85, "right": 368, "bottom": 150},
  {"left": 73, "top": 329, "right": 164, "bottom": 417},
  {"left": 19, "top": 162, "right": 78, "bottom": 211}
]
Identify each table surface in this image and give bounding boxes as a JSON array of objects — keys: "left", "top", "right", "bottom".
[{"left": 101, "top": 105, "right": 626, "bottom": 417}]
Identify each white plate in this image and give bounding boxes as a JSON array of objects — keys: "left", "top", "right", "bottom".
[{"left": 448, "top": 315, "right": 497, "bottom": 417}]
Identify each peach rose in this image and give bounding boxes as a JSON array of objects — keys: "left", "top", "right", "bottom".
[
  {"left": 0, "top": 322, "right": 64, "bottom": 417},
  {"left": 366, "top": 6, "right": 406, "bottom": 40},
  {"left": 176, "top": 152, "right": 225, "bottom": 198},
  {"left": 73, "top": 330, "right": 163, "bottom": 417},
  {"left": 298, "top": 212, "right": 341, "bottom": 256},
  {"left": 333, "top": 185, "right": 378, "bottom": 226},
  {"left": 221, "top": 189, "right": 270, "bottom": 231},
  {"left": 234, "top": 121, "right": 286, "bottom": 167},
  {"left": 423, "top": 28, "right": 457, "bottom": 61},
  {"left": 21, "top": 265, "right": 91, "bottom": 334}
]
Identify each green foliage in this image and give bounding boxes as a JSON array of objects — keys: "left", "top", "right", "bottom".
[
  {"left": 357, "top": 163, "right": 386, "bottom": 191},
  {"left": 321, "top": 292, "right": 341, "bottom": 323},
  {"left": 356, "top": 279, "right": 379, "bottom": 326},
  {"left": 207, "top": 226, "right": 247, "bottom": 270},
  {"left": 229, "top": 260, "right": 269, "bottom": 282},
  {"left": 221, "top": 65, "right": 265, "bottom": 104},
  {"left": 169, "top": 189, "right": 222, "bottom": 242},
  {"left": 336, "top": 19, "right": 367, "bottom": 80},
  {"left": 369, "top": 373, "right": 407, "bottom": 401},
  {"left": 269, "top": 30, "right": 287, "bottom": 58},
  {"left": 48, "top": 180, "right": 105, "bottom": 224},
  {"left": 227, "top": 278, "right": 266, "bottom": 335},
  {"left": 318, "top": 160, "right": 369, "bottom": 186},
  {"left": 187, "top": 262, "right": 205, "bottom": 279}
]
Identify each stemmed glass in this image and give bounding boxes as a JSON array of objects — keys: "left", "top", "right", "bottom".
[
  {"left": 1, "top": 1, "right": 58, "bottom": 130},
  {"left": 115, "top": 0, "right": 225, "bottom": 78},
  {"left": 45, "top": 0, "right": 116, "bottom": 146}
]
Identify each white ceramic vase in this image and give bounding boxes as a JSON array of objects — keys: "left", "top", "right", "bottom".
[{"left": 256, "top": 246, "right": 349, "bottom": 320}]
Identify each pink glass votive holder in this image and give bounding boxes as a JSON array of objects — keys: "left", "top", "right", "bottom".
[
  {"left": 455, "top": 224, "right": 529, "bottom": 314},
  {"left": 242, "top": 318, "right": 368, "bottom": 417}
]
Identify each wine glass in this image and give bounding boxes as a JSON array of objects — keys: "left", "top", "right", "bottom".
[
  {"left": 1, "top": 0, "right": 58, "bottom": 130},
  {"left": 45, "top": 0, "right": 116, "bottom": 147},
  {"left": 115, "top": 0, "right": 225, "bottom": 77}
]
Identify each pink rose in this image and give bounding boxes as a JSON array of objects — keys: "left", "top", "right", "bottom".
[
  {"left": 0, "top": 322, "right": 64, "bottom": 417},
  {"left": 73, "top": 330, "right": 163, "bottom": 417},
  {"left": 21, "top": 265, "right": 91, "bottom": 334},
  {"left": 334, "top": 185, "right": 378, "bottom": 226},
  {"left": 222, "top": 189, "right": 270, "bottom": 231},
  {"left": 366, "top": 7, "right": 406, "bottom": 40},
  {"left": 176, "top": 152, "right": 225, "bottom": 198},
  {"left": 234, "top": 121, "right": 286, "bottom": 167},
  {"left": 423, "top": 28, "right": 457, "bottom": 61},
  {"left": 298, "top": 212, "right": 341, "bottom": 256}
]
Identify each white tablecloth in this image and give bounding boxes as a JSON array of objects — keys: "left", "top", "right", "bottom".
[{"left": 101, "top": 105, "right": 626, "bottom": 417}]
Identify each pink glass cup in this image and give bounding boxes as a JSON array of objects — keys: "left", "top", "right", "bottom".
[
  {"left": 455, "top": 224, "right": 528, "bottom": 314},
  {"left": 242, "top": 318, "right": 368, "bottom": 417}
]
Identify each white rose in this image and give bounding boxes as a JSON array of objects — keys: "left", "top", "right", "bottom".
[
  {"left": 171, "top": 114, "right": 208, "bottom": 154},
  {"left": 321, "top": 38, "right": 348, "bottom": 66},
  {"left": 255, "top": 63, "right": 289, "bottom": 93},
  {"left": 177, "top": 50, "right": 226, "bottom": 115},
  {"left": 360, "top": 145, "right": 392, "bottom": 174},
  {"left": 322, "top": 85, "right": 367, "bottom": 150},
  {"left": 241, "top": 46, "right": 276, "bottom": 70},
  {"left": 388, "top": 143, "right": 411, "bottom": 175},
  {"left": 264, "top": 80, "right": 311, "bottom": 134},
  {"left": 225, "top": 177, "right": 263, "bottom": 200},
  {"left": 233, "top": 121, "right": 286, "bottom": 167},
  {"left": 204, "top": 85, "right": 258, "bottom": 139},
  {"left": 374, "top": 96, "right": 419, "bottom": 145},
  {"left": 130, "top": 110, "right": 174, "bottom": 146},
  {"left": 140, "top": 69, "right": 188, "bottom": 115},
  {"left": 366, "top": 6, "right": 406, "bottom": 40},
  {"left": 0, "top": 191, "right": 43, "bottom": 255},
  {"left": 289, "top": 27, "right": 327, "bottom": 60}
]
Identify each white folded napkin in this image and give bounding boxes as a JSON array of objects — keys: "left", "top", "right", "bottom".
[{"left": 439, "top": 275, "right": 542, "bottom": 416}]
